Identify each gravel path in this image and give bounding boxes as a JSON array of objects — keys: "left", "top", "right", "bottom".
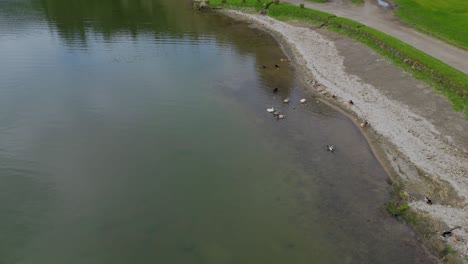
[{"left": 283, "top": 0, "right": 468, "bottom": 74}]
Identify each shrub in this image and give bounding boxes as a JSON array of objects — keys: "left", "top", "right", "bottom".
[{"left": 385, "top": 200, "right": 409, "bottom": 216}]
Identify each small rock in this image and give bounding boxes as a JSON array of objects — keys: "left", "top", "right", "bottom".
[{"left": 451, "top": 234, "right": 462, "bottom": 242}]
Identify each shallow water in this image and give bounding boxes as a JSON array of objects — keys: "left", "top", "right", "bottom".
[{"left": 0, "top": 0, "right": 434, "bottom": 263}]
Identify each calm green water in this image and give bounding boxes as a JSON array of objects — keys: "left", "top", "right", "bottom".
[{"left": 0, "top": 0, "right": 435, "bottom": 263}]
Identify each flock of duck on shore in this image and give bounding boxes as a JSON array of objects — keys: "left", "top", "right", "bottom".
[
  {"left": 262, "top": 59, "right": 463, "bottom": 239},
  {"left": 262, "top": 59, "right": 369, "bottom": 154}
]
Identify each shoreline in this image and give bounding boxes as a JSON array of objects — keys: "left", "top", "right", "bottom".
[{"left": 219, "top": 9, "right": 468, "bottom": 261}]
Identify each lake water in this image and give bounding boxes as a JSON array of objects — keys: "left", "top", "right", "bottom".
[{"left": 0, "top": 0, "right": 435, "bottom": 263}]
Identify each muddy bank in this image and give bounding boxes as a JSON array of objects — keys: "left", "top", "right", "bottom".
[{"left": 220, "top": 10, "right": 468, "bottom": 261}]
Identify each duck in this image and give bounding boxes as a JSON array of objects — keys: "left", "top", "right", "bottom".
[
  {"left": 331, "top": 94, "right": 337, "bottom": 99},
  {"left": 348, "top": 100, "right": 354, "bottom": 105},
  {"left": 267, "top": 107, "right": 275, "bottom": 113},
  {"left": 441, "top": 226, "right": 461, "bottom": 238},
  {"left": 273, "top": 111, "right": 280, "bottom": 116},
  {"left": 277, "top": 114, "right": 285, "bottom": 119},
  {"left": 442, "top": 231, "right": 453, "bottom": 238},
  {"left": 300, "top": 98, "right": 306, "bottom": 103},
  {"left": 424, "top": 196, "right": 432, "bottom": 205},
  {"left": 283, "top": 98, "right": 290, "bottom": 103},
  {"left": 273, "top": 88, "right": 279, "bottom": 93},
  {"left": 360, "top": 121, "right": 369, "bottom": 128},
  {"left": 326, "top": 145, "right": 335, "bottom": 152},
  {"left": 275, "top": 64, "right": 280, "bottom": 69}
]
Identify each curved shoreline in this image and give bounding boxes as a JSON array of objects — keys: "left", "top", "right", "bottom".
[{"left": 220, "top": 9, "right": 468, "bottom": 260}]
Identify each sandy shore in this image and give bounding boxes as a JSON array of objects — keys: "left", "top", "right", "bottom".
[{"left": 223, "top": 10, "right": 468, "bottom": 259}]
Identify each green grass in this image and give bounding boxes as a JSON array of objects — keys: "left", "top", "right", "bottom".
[
  {"left": 385, "top": 200, "right": 409, "bottom": 217},
  {"left": 445, "top": 246, "right": 457, "bottom": 255},
  {"left": 209, "top": 0, "right": 334, "bottom": 22},
  {"left": 384, "top": 184, "right": 418, "bottom": 223},
  {"left": 267, "top": 3, "right": 334, "bottom": 23},
  {"left": 208, "top": 0, "right": 468, "bottom": 116},
  {"left": 306, "top": 0, "right": 328, "bottom": 3},
  {"left": 393, "top": 0, "right": 468, "bottom": 49},
  {"left": 330, "top": 24, "right": 468, "bottom": 114}
]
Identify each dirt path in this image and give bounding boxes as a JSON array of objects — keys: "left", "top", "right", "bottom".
[{"left": 283, "top": 0, "right": 468, "bottom": 74}]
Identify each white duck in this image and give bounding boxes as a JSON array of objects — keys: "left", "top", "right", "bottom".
[
  {"left": 267, "top": 107, "right": 275, "bottom": 113},
  {"left": 300, "top": 98, "right": 306, "bottom": 104},
  {"left": 326, "top": 145, "right": 335, "bottom": 152}
]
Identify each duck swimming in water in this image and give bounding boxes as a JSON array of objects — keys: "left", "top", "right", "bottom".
[
  {"left": 283, "top": 98, "right": 290, "bottom": 103},
  {"left": 277, "top": 114, "right": 285, "bottom": 119},
  {"left": 267, "top": 107, "right": 275, "bottom": 113},
  {"left": 275, "top": 64, "right": 280, "bottom": 69},
  {"left": 300, "top": 98, "right": 306, "bottom": 103},
  {"left": 273, "top": 88, "right": 279, "bottom": 93},
  {"left": 326, "top": 145, "right": 335, "bottom": 152}
]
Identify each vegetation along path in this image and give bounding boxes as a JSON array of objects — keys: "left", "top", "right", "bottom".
[{"left": 284, "top": 0, "right": 468, "bottom": 74}]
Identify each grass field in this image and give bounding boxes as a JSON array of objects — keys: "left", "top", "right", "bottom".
[
  {"left": 207, "top": 0, "right": 468, "bottom": 116},
  {"left": 393, "top": 0, "right": 468, "bottom": 49}
]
